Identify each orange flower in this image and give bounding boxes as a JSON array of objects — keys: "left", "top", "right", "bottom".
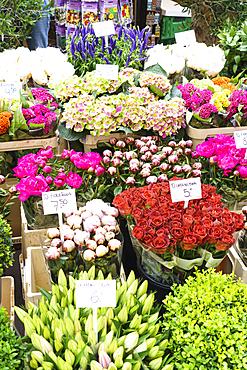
[
  {"left": 0, "top": 112, "right": 11, "bottom": 134},
  {"left": 212, "top": 77, "right": 237, "bottom": 92}
]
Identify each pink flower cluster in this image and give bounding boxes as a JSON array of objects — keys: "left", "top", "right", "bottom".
[
  {"left": 22, "top": 105, "right": 57, "bottom": 133},
  {"left": 139, "top": 72, "right": 171, "bottom": 94},
  {"left": 196, "top": 134, "right": 247, "bottom": 177},
  {"left": 226, "top": 90, "right": 247, "bottom": 120},
  {"left": 195, "top": 103, "right": 218, "bottom": 119}
]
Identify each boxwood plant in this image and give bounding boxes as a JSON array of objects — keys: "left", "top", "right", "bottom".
[{"left": 163, "top": 269, "right": 247, "bottom": 370}]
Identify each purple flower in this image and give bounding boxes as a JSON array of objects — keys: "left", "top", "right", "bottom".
[
  {"left": 22, "top": 108, "right": 35, "bottom": 121},
  {"left": 16, "top": 174, "right": 50, "bottom": 201},
  {"left": 66, "top": 172, "right": 83, "bottom": 188}
]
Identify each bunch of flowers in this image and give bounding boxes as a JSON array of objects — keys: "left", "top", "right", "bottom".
[
  {"left": 0, "top": 111, "right": 12, "bottom": 134},
  {"left": 113, "top": 180, "right": 244, "bottom": 283},
  {"left": 195, "top": 134, "right": 247, "bottom": 206},
  {"left": 15, "top": 269, "right": 170, "bottom": 370},
  {"left": 30, "top": 88, "right": 58, "bottom": 109},
  {"left": 226, "top": 89, "right": 247, "bottom": 125},
  {"left": 67, "top": 24, "right": 151, "bottom": 76},
  {"left": 45, "top": 199, "right": 122, "bottom": 279},
  {"left": 212, "top": 76, "right": 237, "bottom": 92},
  {"left": 210, "top": 89, "right": 231, "bottom": 113},
  {"left": 22, "top": 104, "right": 57, "bottom": 134},
  {"left": 139, "top": 71, "right": 171, "bottom": 95}
]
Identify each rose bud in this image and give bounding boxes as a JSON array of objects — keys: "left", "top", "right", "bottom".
[
  {"left": 182, "top": 164, "right": 192, "bottom": 173},
  {"left": 112, "top": 157, "right": 121, "bottom": 167},
  {"left": 135, "top": 140, "right": 145, "bottom": 149},
  {"left": 146, "top": 176, "right": 158, "bottom": 184},
  {"left": 86, "top": 240, "right": 97, "bottom": 251},
  {"left": 140, "top": 168, "right": 151, "bottom": 177},
  {"left": 64, "top": 228, "right": 75, "bottom": 240},
  {"left": 101, "top": 215, "right": 117, "bottom": 226},
  {"left": 83, "top": 249, "right": 96, "bottom": 261},
  {"left": 45, "top": 247, "right": 60, "bottom": 260},
  {"left": 0, "top": 175, "right": 5, "bottom": 184},
  {"left": 141, "top": 136, "right": 148, "bottom": 143},
  {"left": 103, "top": 150, "right": 112, "bottom": 157},
  {"left": 74, "top": 230, "right": 90, "bottom": 246},
  {"left": 126, "top": 177, "right": 136, "bottom": 185},
  {"left": 45, "top": 175, "right": 53, "bottom": 184},
  {"left": 51, "top": 238, "right": 62, "bottom": 248},
  {"left": 141, "top": 154, "right": 148, "bottom": 162},
  {"left": 192, "top": 151, "right": 199, "bottom": 159},
  {"left": 176, "top": 148, "right": 183, "bottom": 156},
  {"left": 150, "top": 144, "right": 158, "bottom": 154},
  {"left": 193, "top": 162, "right": 202, "bottom": 170},
  {"left": 93, "top": 234, "right": 105, "bottom": 245},
  {"left": 113, "top": 151, "right": 123, "bottom": 158},
  {"left": 108, "top": 239, "right": 122, "bottom": 251},
  {"left": 178, "top": 140, "right": 187, "bottom": 149},
  {"left": 107, "top": 167, "right": 117, "bottom": 175},
  {"left": 158, "top": 174, "right": 168, "bottom": 182},
  {"left": 209, "top": 155, "right": 218, "bottom": 164},
  {"left": 96, "top": 245, "right": 109, "bottom": 258},
  {"left": 192, "top": 169, "right": 201, "bottom": 177},
  {"left": 173, "top": 165, "right": 182, "bottom": 174},
  {"left": 168, "top": 154, "right": 179, "bottom": 164},
  {"left": 103, "top": 157, "right": 111, "bottom": 165},
  {"left": 124, "top": 151, "right": 137, "bottom": 161},
  {"left": 184, "top": 148, "right": 192, "bottom": 156},
  {"left": 116, "top": 141, "right": 126, "bottom": 149},
  {"left": 234, "top": 170, "right": 240, "bottom": 176},
  {"left": 168, "top": 141, "right": 176, "bottom": 147},
  {"left": 105, "top": 232, "right": 115, "bottom": 241},
  {"left": 125, "top": 137, "right": 134, "bottom": 145},
  {"left": 67, "top": 215, "right": 82, "bottom": 229},
  {"left": 63, "top": 240, "right": 76, "bottom": 253},
  {"left": 9, "top": 186, "right": 17, "bottom": 194},
  {"left": 162, "top": 147, "right": 173, "bottom": 155},
  {"left": 186, "top": 140, "right": 193, "bottom": 148},
  {"left": 152, "top": 155, "right": 161, "bottom": 166},
  {"left": 109, "top": 137, "right": 117, "bottom": 145},
  {"left": 140, "top": 146, "right": 149, "bottom": 154},
  {"left": 47, "top": 228, "right": 60, "bottom": 239}
]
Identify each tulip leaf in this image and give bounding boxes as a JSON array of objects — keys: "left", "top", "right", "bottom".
[
  {"left": 74, "top": 348, "right": 87, "bottom": 366},
  {"left": 37, "top": 286, "right": 52, "bottom": 301},
  {"left": 144, "top": 63, "right": 167, "bottom": 77}
]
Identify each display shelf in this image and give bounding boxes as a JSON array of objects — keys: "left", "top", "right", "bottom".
[
  {"left": 0, "top": 135, "right": 58, "bottom": 152},
  {"left": 228, "top": 245, "right": 247, "bottom": 284},
  {"left": 79, "top": 132, "right": 139, "bottom": 153},
  {"left": 0, "top": 276, "right": 15, "bottom": 327}
]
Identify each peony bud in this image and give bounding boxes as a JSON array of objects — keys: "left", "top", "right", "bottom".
[
  {"left": 178, "top": 140, "right": 186, "bottom": 149},
  {"left": 168, "top": 154, "right": 179, "bottom": 164},
  {"left": 146, "top": 176, "right": 157, "bottom": 184},
  {"left": 140, "top": 168, "right": 151, "bottom": 178},
  {"left": 108, "top": 239, "right": 122, "bottom": 251},
  {"left": 108, "top": 167, "right": 117, "bottom": 175},
  {"left": 83, "top": 249, "right": 96, "bottom": 261},
  {"left": 109, "top": 137, "right": 117, "bottom": 145},
  {"left": 45, "top": 175, "right": 53, "bottom": 185},
  {"left": 193, "top": 162, "right": 202, "bottom": 170},
  {"left": 86, "top": 239, "right": 97, "bottom": 251},
  {"left": 105, "top": 231, "right": 115, "bottom": 242},
  {"left": 182, "top": 164, "right": 192, "bottom": 173},
  {"left": 103, "top": 156, "right": 111, "bottom": 165},
  {"left": 158, "top": 174, "right": 168, "bottom": 182},
  {"left": 47, "top": 228, "right": 59, "bottom": 239},
  {"left": 125, "top": 137, "right": 135, "bottom": 145},
  {"left": 159, "top": 163, "right": 169, "bottom": 172},
  {"left": 116, "top": 141, "right": 126, "bottom": 148},
  {"left": 63, "top": 240, "right": 76, "bottom": 253},
  {"left": 124, "top": 151, "right": 137, "bottom": 161},
  {"left": 0, "top": 175, "right": 5, "bottom": 184},
  {"left": 45, "top": 247, "right": 60, "bottom": 260},
  {"left": 150, "top": 144, "right": 158, "bottom": 154},
  {"left": 234, "top": 170, "right": 240, "bottom": 176},
  {"left": 64, "top": 228, "right": 74, "bottom": 240},
  {"left": 126, "top": 177, "right": 136, "bottom": 185},
  {"left": 152, "top": 155, "right": 161, "bottom": 166},
  {"left": 50, "top": 238, "right": 62, "bottom": 248},
  {"left": 173, "top": 165, "right": 182, "bottom": 174},
  {"left": 140, "top": 146, "right": 149, "bottom": 154},
  {"left": 93, "top": 233, "right": 105, "bottom": 244},
  {"left": 192, "top": 151, "right": 199, "bottom": 159},
  {"left": 186, "top": 140, "right": 193, "bottom": 148},
  {"left": 103, "top": 150, "right": 112, "bottom": 157},
  {"left": 114, "top": 150, "right": 123, "bottom": 158},
  {"left": 95, "top": 165, "right": 106, "bottom": 176},
  {"left": 176, "top": 148, "right": 183, "bottom": 156},
  {"left": 168, "top": 141, "right": 176, "bottom": 147},
  {"left": 96, "top": 244, "right": 109, "bottom": 257},
  {"left": 184, "top": 148, "right": 192, "bottom": 156},
  {"left": 192, "top": 169, "right": 201, "bottom": 177}
]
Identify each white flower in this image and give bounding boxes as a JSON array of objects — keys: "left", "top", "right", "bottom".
[
  {"left": 95, "top": 227, "right": 107, "bottom": 235},
  {"left": 83, "top": 250, "right": 96, "bottom": 261},
  {"left": 95, "top": 245, "right": 109, "bottom": 257},
  {"left": 63, "top": 240, "right": 76, "bottom": 253},
  {"left": 108, "top": 239, "right": 122, "bottom": 251},
  {"left": 81, "top": 210, "right": 93, "bottom": 220},
  {"left": 104, "top": 207, "right": 119, "bottom": 218},
  {"left": 45, "top": 247, "right": 60, "bottom": 260},
  {"left": 74, "top": 230, "right": 90, "bottom": 246},
  {"left": 86, "top": 240, "right": 97, "bottom": 251},
  {"left": 105, "top": 232, "right": 115, "bottom": 242},
  {"left": 101, "top": 216, "right": 117, "bottom": 226},
  {"left": 67, "top": 215, "right": 82, "bottom": 229},
  {"left": 83, "top": 215, "right": 101, "bottom": 233},
  {"left": 93, "top": 234, "right": 105, "bottom": 245}
]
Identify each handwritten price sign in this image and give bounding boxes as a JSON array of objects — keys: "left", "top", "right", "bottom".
[
  {"left": 75, "top": 280, "right": 116, "bottom": 308},
  {"left": 0, "top": 82, "right": 22, "bottom": 99},
  {"left": 42, "top": 189, "right": 77, "bottom": 215},
  {"left": 175, "top": 30, "right": 196, "bottom": 47},
  {"left": 96, "top": 64, "right": 119, "bottom": 80},
  {"left": 234, "top": 131, "right": 247, "bottom": 149},
  {"left": 93, "top": 20, "right": 115, "bottom": 37},
  {"left": 169, "top": 177, "right": 202, "bottom": 203}
]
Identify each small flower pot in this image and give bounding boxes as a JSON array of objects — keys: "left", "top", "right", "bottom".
[{"left": 28, "top": 128, "right": 44, "bottom": 137}]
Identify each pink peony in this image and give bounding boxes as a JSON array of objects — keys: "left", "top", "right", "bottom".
[
  {"left": 238, "top": 165, "right": 247, "bottom": 178},
  {"left": 61, "top": 149, "right": 71, "bottom": 159},
  {"left": 84, "top": 216, "right": 101, "bottom": 232},
  {"left": 103, "top": 150, "right": 112, "bottom": 157},
  {"left": 158, "top": 174, "right": 168, "bottom": 182},
  {"left": 13, "top": 163, "right": 38, "bottom": 178},
  {"left": 196, "top": 142, "right": 215, "bottom": 158},
  {"left": 45, "top": 176, "right": 53, "bottom": 185},
  {"left": 66, "top": 172, "right": 83, "bottom": 188},
  {"left": 107, "top": 167, "right": 117, "bottom": 175},
  {"left": 63, "top": 240, "right": 76, "bottom": 253},
  {"left": 45, "top": 247, "right": 60, "bottom": 260},
  {"left": 38, "top": 147, "right": 53, "bottom": 159},
  {"left": 95, "top": 165, "right": 106, "bottom": 176},
  {"left": 43, "top": 165, "right": 52, "bottom": 174},
  {"left": 101, "top": 215, "right": 117, "bottom": 226},
  {"left": 16, "top": 174, "right": 50, "bottom": 201},
  {"left": 108, "top": 239, "right": 122, "bottom": 251},
  {"left": 54, "top": 172, "right": 66, "bottom": 187},
  {"left": 173, "top": 165, "right": 182, "bottom": 174},
  {"left": 74, "top": 230, "right": 90, "bottom": 246},
  {"left": 217, "top": 155, "right": 238, "bottom": 170}
]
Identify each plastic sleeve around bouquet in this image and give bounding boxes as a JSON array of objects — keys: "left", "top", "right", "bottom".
[
  {"left": 22, "top": 196, "right": 59, "bottom": 230},
  {"left": 176, "top": 248, "right": 205, "bottom": 270},
  {"left": 81, "top": 232, "right": 124, "bottom": 279}
]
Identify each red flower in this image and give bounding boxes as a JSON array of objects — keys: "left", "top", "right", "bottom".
[
  {"left": 182, "top": 233, "right": 198, "bottom": 250},
  {"left": 193, "top": 224, "right": 207, "bottom": 243},
  {"left": 233, "top": 213, "right": 245, "bottom": 231},
  {"left": 143, "top": 234, "right": 153, "bottom": 246},
  {"left": 152, "top": 236, "right": 170, "bottom": 253},
  {"left": 138, "top": 219, "right": 148, "bottom": 229},
  {"left": 132, "top": 226, "right": 144, "bottom": 240},
  {"left": 140, "top": 189, "right": 155, "bottom": 200},
  {"left": 183, "top": 214, "right": 193, "bottom": 226},
  {"left": 209, "top": 208, "right": 222, "bottom": 219},
  {"left": 216, "top": 234, "right": 235, "bottom": 250},
  {"left": 143, "top": 208, "right": 152, "bottom": 218},
  {"left": 171, "top": 227, "right": 184, "bottom": 240},
  {"left": 170, "top": 220, "right": 183, "bottom": 228},
  {"left": 113, "top": 194, "right": 132, "bottom": 215},
  {"left": 132, "top": 208, "right": 143, "bottom": 222},
  {"left": 146, "top": 198, "right": 157, "bottom": 207},
  {"left": 156, "top": 228, "right": 169, "bottom": 237},
  {"left": 150, "top": 215, "right": 164, "bottom": 228},
  {"left": 208, "top": 226, "right": 223, "bottom": 241},
  {"left": 145, "top": 226, "right": 156, "bottom": 237},
  {"left": 169, "top": 211, "right": 182, "bottom": 221}
]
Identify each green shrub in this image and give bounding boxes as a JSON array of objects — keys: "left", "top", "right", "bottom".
[
  {"left": 0, "top": 307, "right": 26, "bottom": 369},
  {"left": 163, "top": 269, "right": 247, "bottom": 370},
  {"left": 0, "top": 215, "right": 14, "bottom": 276}
]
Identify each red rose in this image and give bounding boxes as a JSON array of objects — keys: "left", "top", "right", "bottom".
[
  {"left": 138, "top": 220, "right": 148, "bottom": 229},
  {"left": 224, "top": 225, "right": 235, "bottom": 234},
  {"left": 140, "top": 189, "right": 155, "bottom": 200},
  {"left": 185, "top": 207, "right": 196, "bottom": 215},
  {"left": 145, "top": 226, "right": 156, "bottom": 237},
  {"left": 150, "top": 215, "right": 164, "bottom": 228},
  {"left": 222, "top": 213, "right": 233, "bottom": 226},
  {"left": 152, "top": 236, "right": 170, "bottom": 253},
  {"left": 170, "top": 220, "right": 183, "bottom": 228},
  {"left": 143, "top": 234, "right": 153, "bottom": 246},
  {"left": 208, "top": 226, "right": 223, "bottom": 242},
  {"left": 193, "top": 224, "right": 207, "bottom": 243},
  {"left": 143, "top": 208, "right": 152, "bottom": 218},
  {"left": 132, "top": 208, "right": 143, "bottom": 222},
  {"left": 146, "top": 198, "right": 157, "bottom": 207},
  {"left": 156, "top": 228, "right": 169, "bottom": 237},
  {"left": 171, "top": 227, "right": 184, "bottom": 240},
  {"left": 132, "top": 226, "right": 144, "bottom": 240},
  {"left": 183, "top": 214, "right": 194, "bottom": 226},
  {"left": 209, "top": 208, "right": 222, "bottom": 219},
  {"left": 202, "top": 218, "right": 214, "bottom": 229},
  {"left": 169, "top": 211, "right": 182, "bottom": 221},
  {"left": 113, "top": 194, "right": 132, "bottom": 215},
  {"left": 216, "top": 234, "right": 235, "bottom": 250},
  {"left": 233, "top": 213, "right": 245, "bottom": 231},
  {"left": 182, "top": 233, "right": 198, "bottom": 250},
  {"left": 160, "top": 182, "right": 170, "bottom": 196},
  {"left": 203, "top": 184, "right": 217, "bottom": 194},
  {"left": 129, "top": 196, "right": 143, "bottom": 208}
]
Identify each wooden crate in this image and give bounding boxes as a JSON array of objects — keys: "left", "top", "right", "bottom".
[
  {"left": 0, "top": 276, "right": 15, "bottom": 327},
  {"left": 79, "top": 133, "right": 139, "bottom": 153},
  {"left": 1, "top": 136, "right": 58, "bottom": 152}
]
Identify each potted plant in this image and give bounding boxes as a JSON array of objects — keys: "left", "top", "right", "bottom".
[
  {"left": 0, "top": 214, "right": 14, "bottom": 277},
  {"left": 162, "top": 268, "right": 247, "bottom": 369}
]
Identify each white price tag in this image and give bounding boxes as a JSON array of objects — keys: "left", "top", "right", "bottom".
[
  {"left": 0, "top": 82, "right": 22, "bottom": 99},
  {"left": 96, "top": 64, "right": 119, "bottom": 80},
  {"left": 93, "top": 20, "right": 115, "bottom": 37},
  {"left": 75, "top": 280, "right": 116, "bottom": 308},
  {"left": 234, "top": 131, "right": 247, "bottom": 149},
  {"left": 175, "top": 30, "right": 196, "bottom": 47},
  {"left": 42, "top": 189, "right": 77, "bottom": 215},
  {"left": 169, "top": 177, "right": 202, "bottom": 203}
]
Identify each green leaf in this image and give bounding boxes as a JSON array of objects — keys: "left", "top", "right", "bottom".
[
  {"left": 149, "top": 85, "right": 164, "bottom": 97},
  {"left": 59, "top": 122, "right": 87, "bottom": 141},
  {"left": 193, "top": 112, "right": 212, "bottom": 123},
  {"left": 234, "top": 55, "right": 241, "bottom": 65},
  {"left": 8, "top": 105, "right": 29, "bottom": 136},
  {"left": 37, "top": 287, "right": 52, "bottom": 301},
  {"left": 118, "top": 126, "right": 134, "bottom": 134},
  {"left": 0, "top": 101, "right": 9, "bottom": 112},
  {"left": 233, "top": 64, "right": 238, "bottom": 74},
  {"left": 144, "top": 63, "right": 167, "bottom": 77},
  {"left": 19, "top": 89, "right": 29, "bottom": 108},
  {"left": 114, "top": 185, "right": 123, "bottom": 197},
  {"left": 243, "top": 23, "right": 247, "bottom": 35},
  {"left": 170, "top": 85, "right": 182, "bottom": 99}
]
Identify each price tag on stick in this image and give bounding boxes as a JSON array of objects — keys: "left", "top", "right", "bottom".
[
  {"left": 175, "top": 30, "right": 196, "bottom": 47},
  {"left": 234, "top": 130, "right": 247, "bottom": 149},
  {"left": 0, "top": 82, "right": 22, "bottom": 99},
  {"left": 96, "top": 64, "right": 119, "bottom": 80},
  {"left": 169, "top": 177, "right": 202, "bottom": 207},
  {"left": 93, "top": 20, "right": 115, "bottom": 37},
  {"left": 75, "top": 280, "right": 116, "bottom": 343}
]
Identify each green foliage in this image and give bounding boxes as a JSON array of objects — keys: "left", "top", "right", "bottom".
[
  {"left": 0, "top": 215, "right": 14, "bottom": 276},
  {"left": 0, "top": 0, "right": 52, "bottom": 51},
  {"left": 218, "top": 18, "right": 247, "bottom": 77},
  {"left": 0, "top": 307, "right": 26, "bottom": 369},
  {"left": 163, "top": 269, "right": 247, "bottom": 369}
]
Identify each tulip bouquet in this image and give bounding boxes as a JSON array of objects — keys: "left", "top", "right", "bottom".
[
  {"left": 113, "top": 180, "right": 244, "bottom": 284},
  {"left": 67, "top": 24, "right": 151, "bottom": 76},
  {"left": 195, "top": 134, "right": 247, "bottom": 210},
  {"left": 15, "top": 268, "right": 172, "bottom": 370},
  {"left": 44, "top": 199, "right": 123, "bottom": 280}
]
